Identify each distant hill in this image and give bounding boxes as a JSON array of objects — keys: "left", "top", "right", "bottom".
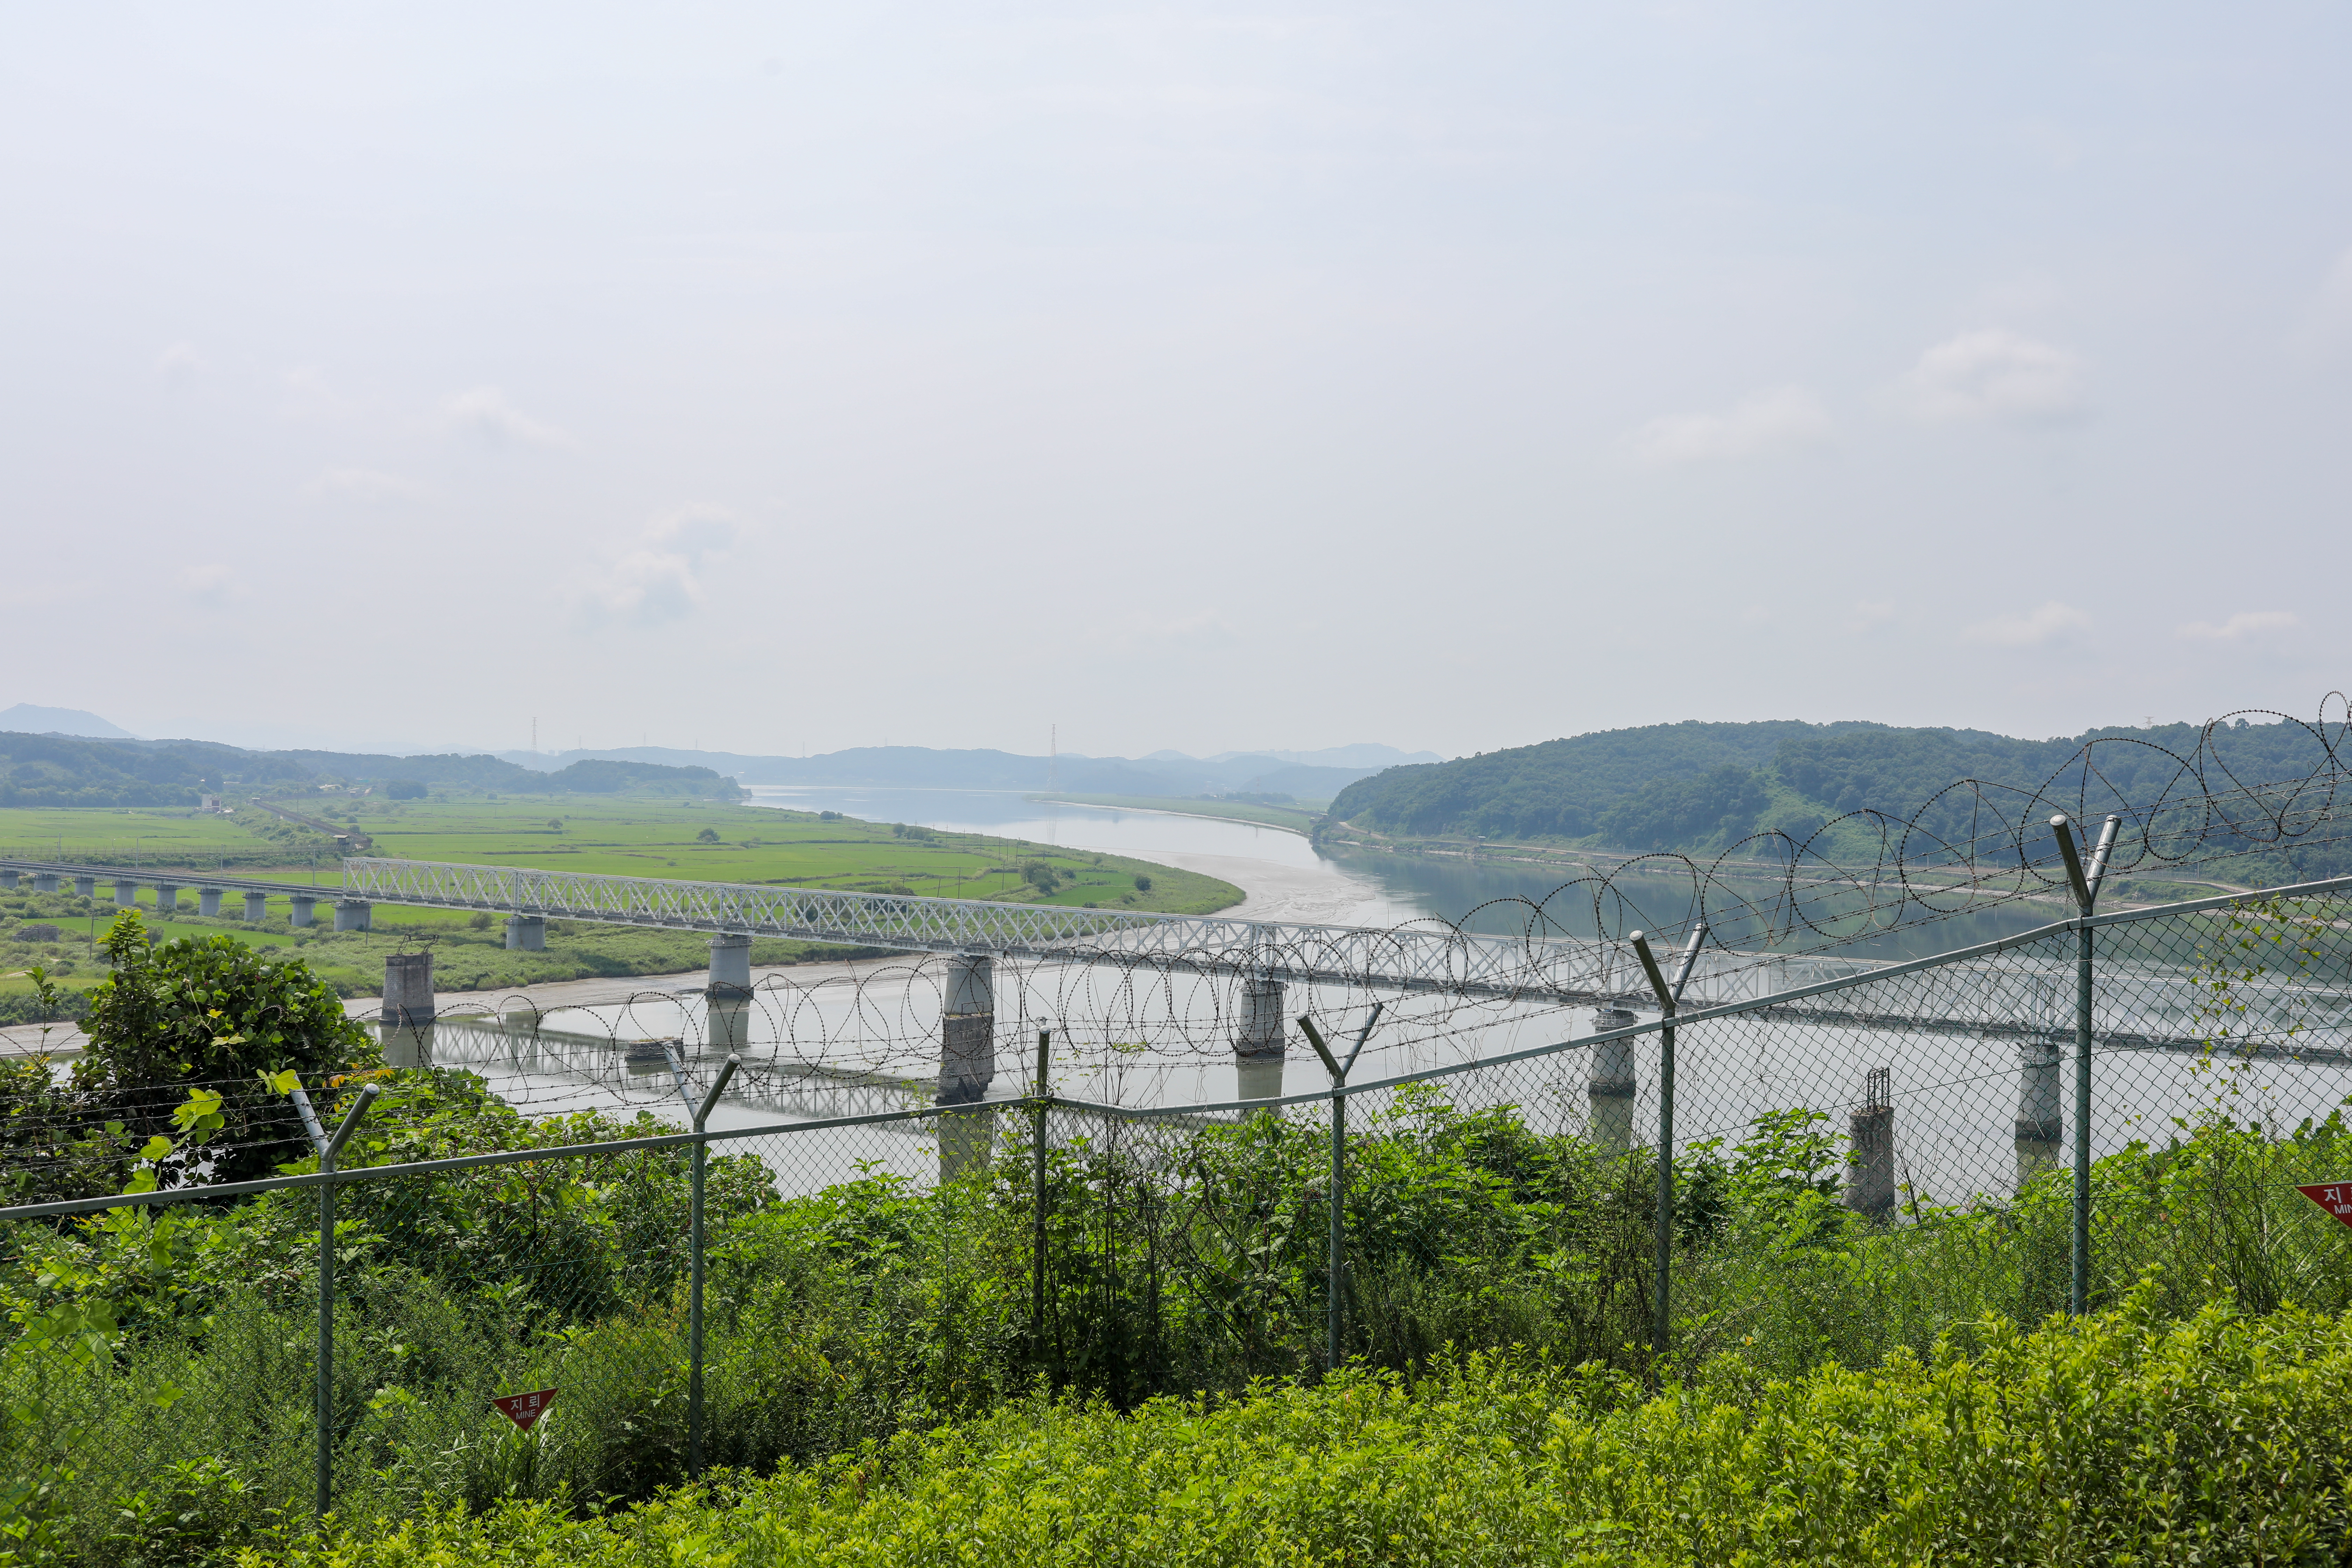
[
  {"left": 0, "top": 704, "right": 136, "bottom": 740},
  {"left": 494, "top": 744, "right": 1405, "bottom": 797},
  {"left": 1324, "top": 716, "right": 2352, "bottom": 877},
  {"left": 0, "top": 733, "right": 740, "bottom": 808},
  {"left": 0, "top": 733, "right": 311, "bottom": 808},
  {"left": 1200, "top": 743, "right": 1442, "bottom": 769}
]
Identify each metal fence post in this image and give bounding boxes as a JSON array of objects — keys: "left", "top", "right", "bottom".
[
  {"left": 1032, "top": 1030, "right": 1050, "bottom": 1351},
  {"left": 292, "top": 1083, "right": 375, "bottom": 1519},
  {"left": 1327, "top": 1072, "right": 1344, "bottom": 1372},
  {"left": 678, "top": 1052, "right": 738, "bottom": 1477},
  {"left": 1631, "top": 928, "right": 1704, "bottom": 1372},
  {"left": 1301, "top": 1006, "right": 1381, "bottom": 1374},
  {"left": 2068, "top": 918, "right": 2095, "bottom": 1315},
  {"left": 2051, "top": 814, "right": 2119, "bottom": 1316}
]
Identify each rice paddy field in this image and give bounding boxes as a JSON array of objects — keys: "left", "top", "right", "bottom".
[{"left": 0, "top": 794, "right": 1241, "bottom": 1006}]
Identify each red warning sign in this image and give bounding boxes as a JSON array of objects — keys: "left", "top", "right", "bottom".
[
  {"left": 2295, "top": 1184, "right": 2352, "bottom": 1231},
  {"left": 489, "top": 1388, "right": 557, "bottom": 1430}
]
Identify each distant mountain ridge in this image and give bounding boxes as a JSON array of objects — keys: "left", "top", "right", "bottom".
[
  {"left": 0, "top": 704, "right": 136, "bottom": 740},
  {"left": 0, "top": 733, "right": 738, "bottom": 809},
  {"left": 492, "top": 744, "right": 1406, "bottom": 800},
  {"left": 0, "top": 717, "right": 1427, "bottom": 809}
]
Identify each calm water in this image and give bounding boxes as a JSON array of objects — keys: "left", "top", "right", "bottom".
[
  {"left": 740, "top": 785, "right": 1329, "bottom": 865},
  {"left": 409, "top": 788, "right": 2316, "bottom": 1202},
  {"left": 741, "top": 784, "right": 2055, "bottom": 963}
]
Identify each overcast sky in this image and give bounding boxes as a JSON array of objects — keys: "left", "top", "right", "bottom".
[{"left": 6, "top": 2, "right": 2349, "bottom": 760}]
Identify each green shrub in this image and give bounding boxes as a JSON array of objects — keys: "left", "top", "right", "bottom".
[
  {"left": 75, "top": 911, "right": 376, "bottom": 1186},
  {"left": 101, "top": 1456, "right": 279, "bottom": 1568},
  {"left": 251, "top": 1299, "right": 2352, "bottom": 1566}
]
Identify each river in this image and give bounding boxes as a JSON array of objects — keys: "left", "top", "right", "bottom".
[
  {"left": 737, "top": 785, "right": 2057, "bottom": 962},
  {"left": 335, "top": 786, "right": 2142, "bottom": 1201}
]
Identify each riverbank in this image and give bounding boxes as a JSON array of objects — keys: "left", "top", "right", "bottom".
[{"left": 1031, "top": 792, "right": 1322, "bottom": 833}]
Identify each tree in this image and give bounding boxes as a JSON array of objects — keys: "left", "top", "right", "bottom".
[
  {"left": 696, "top": 827, "right": 721, "bottom": 844},
  {"left": 75, "top": 911, "right": 377, "bottom": 1186},
  {"left": 1132, "top": 873, "right": 1153, "bottom": 892},
  {"left": 385, "top": 779, "right": 428, "bottom": 800}
]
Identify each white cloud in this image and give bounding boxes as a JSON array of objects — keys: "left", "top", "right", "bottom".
[
  {"left": 308, "top": 468, "right": 428, "bottom": 505},
  {"left": 580, "top": 507, "right": 741, "bottom": 624},
  {"left": 2177, "top": 609, "right": 2300, "bottom": 642},
  {"left": 1963, "top": 601, "right": 2090, "bottom": 648},
  {"left": 1845, "top": 600, "right": 1897, "bottom": 633},
  {"left": 280, "top": 365, "right": 352, "bottom": 424},
  {"left": 1894, "top": 329, "right": 2086, "bottom": 425},
  {"left": 180, "top": 563, "right": 233, "bottom": 603},
  {"left": 155, "top": 342, "right": 201, "bottom": 385},
  {"left": 1626, "top": 385, "right": 1835, "bottom": 465},
  {"left": 442, "top": 386, "right": 576, "bottom": 448}
]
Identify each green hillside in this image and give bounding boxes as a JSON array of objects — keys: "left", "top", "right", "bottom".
[
  {"left": 0, "top": 732, "right": 739, "bottom": 807},
  {"left": 1324, "top": 715, "right": 2352, "bottom": 877}
]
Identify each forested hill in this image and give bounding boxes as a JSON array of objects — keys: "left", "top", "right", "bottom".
[
  {"left": 0, "top": 733, "right": 740, "bottom": 808},
  {"left": 1324, "top": 717, "right": 2351, "bottom": 869}
]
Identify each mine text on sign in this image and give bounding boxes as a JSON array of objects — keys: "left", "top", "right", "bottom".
[
  {"left": 2294, "top": 1184, "right": 2352, "bottom": 1231},
  {"left": 490, "top": 1388, "right": 558, "bottom": 1431}
]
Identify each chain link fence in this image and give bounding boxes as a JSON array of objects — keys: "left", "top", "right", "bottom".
[{"left": 8, "top": 877, "right": 2352, "bottom": 1553}]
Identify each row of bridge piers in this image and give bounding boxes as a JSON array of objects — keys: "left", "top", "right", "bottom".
[
  {"left": 1, "top": 867, "right": 569, "bottom": 950},
  {"left": 1582, "top": 1006, "right": 2066, "bottom": 1215},
  {"left": 5, "top": 867, "right": 371, "bottom": 931},
  {"left": 376, "top": 935, "right": 2060, "bottom": 1207}
]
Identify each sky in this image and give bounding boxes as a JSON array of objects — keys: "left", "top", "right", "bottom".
[{"left": 5, "top": 2, "right": 2350, "bottom": 760}]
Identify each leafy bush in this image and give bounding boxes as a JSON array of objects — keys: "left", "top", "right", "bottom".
[
  {"left": 251, "top": 1298, "right": 2352, "bottom": 1567},
  {"left": 74, "top": 912, "right": 376, "bottom": 1186},
  {"left": 101, "top": 1456, "right": 280, "bottom": 1568}
]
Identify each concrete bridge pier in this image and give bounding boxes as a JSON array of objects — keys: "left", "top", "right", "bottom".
[
  {"left": 938, "top": 955, "right": 996, "bottom": 1181},
  {"left": 72, "top": 877, "right": 94, "bottom": 898},
  {"left": 707, "top": 933, "right": 752, "bottom": 994},
  {"left": 705, "top": 933, "right": 755, "bottom": 1054},
  {"left": 705, "top": 931, "right": 752, "bottom": 1053},
  {"left": 2015, "top": 1033, "right": 2064, "bottom": 1189},
  {"left": 505, "top": 915, "right": 546, "bottom": 951},
  {"left": 31, "top": 873, "right": 58, "bottom": 894},
  {"left": 153, "top": 883, "right": 178, "bottom": 913},
  {"left": 1234, "top": 978, "right": 1287, "bottom": 1102},
  {"left": 0, "top": 870, "right": 15, "bottom": 888},
  {"left": 1586, "top": 1007, "right": 1638, "bottom": 1152},
  {"left": 1846, "top": 1066, "right": 1895, "bottom": 1220},
  {"left": 114, "top": 879, "right": 137, "bottom": 908},
  {"left": 289, "top": 895, "right": 317, "bottom": 929},
  {"left": 197, "top": 888, "right": 223, "bottom": 918},
  {"left": 334, "top": 900, "right": 371, "bottom": 932},
  {"left": 381, "top": 953, "right": 435, "bottom": 1069},
  {"left": 241, "top": 890, "right": 269, "bottom": 922}
]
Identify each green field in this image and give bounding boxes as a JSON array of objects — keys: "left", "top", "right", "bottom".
[
  {"left": 1035, "top": 792, "right": 1323, "bottom": 833},
  {"left": 0, "top": 795, "right": 1241, "bottom": 1004}
]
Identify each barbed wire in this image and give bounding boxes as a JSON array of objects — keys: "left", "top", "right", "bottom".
[{"left": 7, "top": 698, "right": 2352, "bottom": 1162}]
